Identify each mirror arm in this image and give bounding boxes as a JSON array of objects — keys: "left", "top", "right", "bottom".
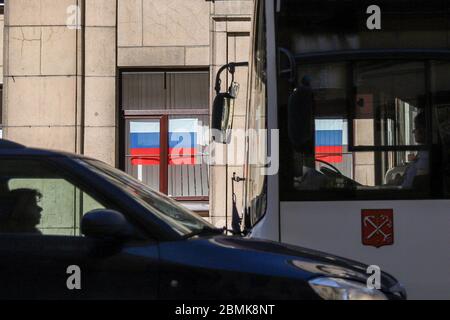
[
  {"left": 214, "top": 62, "right": 249, "bottom": 95},
  {"left": 279, "top": 47, "right": 297, "bottom": 88}
]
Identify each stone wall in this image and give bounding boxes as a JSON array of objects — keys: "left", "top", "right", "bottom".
[
  {"left": 2, "top": 0, "right": 255, "bottom": 225},
  {"left": 84, "top": 0, "right": 117, "bottom": 166},
  {"left": 117, "top": 0, "right": 210, "bottom": 67},
  {"left": 3, "top": 0, "right": 83, "bottom": 153}
]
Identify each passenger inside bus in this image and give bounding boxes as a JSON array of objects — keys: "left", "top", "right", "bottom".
[{"left": 401, "top": 112, "right": 429, "bottom": 190}]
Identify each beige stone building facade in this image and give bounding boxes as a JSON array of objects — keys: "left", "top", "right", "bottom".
[
  {"left": 0, "top": 2, "right": 4, "bottom": 135},
  {"left": 0, "top": 0, "right": 254, "bottom": 227}
]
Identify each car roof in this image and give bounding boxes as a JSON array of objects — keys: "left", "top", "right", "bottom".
[
  {"left": 0, "top": 139, "right": 26, "bottom": 149},
  {"left": 0, "top": 139, "right": 95, "bottom": 160}
]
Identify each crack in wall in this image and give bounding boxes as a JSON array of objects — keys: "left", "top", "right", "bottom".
[{"left": 11, "top": 27, "right": 41, "bottom": 57}]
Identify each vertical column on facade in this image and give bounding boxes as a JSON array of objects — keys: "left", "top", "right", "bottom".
[
  {"left": 209, "top": 0, "right": 253, "bottom": 229},
  {"left": 83, "top": 0, "right": 117, "bottom": 166}
]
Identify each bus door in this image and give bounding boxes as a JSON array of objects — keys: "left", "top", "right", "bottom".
[{"left": 274, "top": 0, "right": 450, "bottom": 299}]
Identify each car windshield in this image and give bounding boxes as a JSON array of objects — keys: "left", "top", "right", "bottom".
[{"left": 76, "top": 158, "right": 215, "bottom": 237}]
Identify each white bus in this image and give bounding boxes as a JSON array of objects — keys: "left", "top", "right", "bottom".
[{"left": 213, "top": 0, "right": 450, "bottom": 299}]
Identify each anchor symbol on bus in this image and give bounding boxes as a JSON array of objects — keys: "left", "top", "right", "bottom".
[{"left": 361, "top": 209, "right": 394, "bottom": 248}]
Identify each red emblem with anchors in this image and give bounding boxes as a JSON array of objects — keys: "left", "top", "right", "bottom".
[{"left": 361, "top": 209, "right": 394, "bottom": 248}]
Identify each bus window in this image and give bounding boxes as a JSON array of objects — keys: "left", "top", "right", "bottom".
[
  {"left": 287, "top": 60, "right": 430, "bottom": 196},
  {"left": 351, "top": 61, "right": 428, "bottom": 189},
  {"left": 277, "top": 0, "right": 450, "bottom": 201},
  {"left": 431, "top": 61, "right": 450, "bottom": 196}
]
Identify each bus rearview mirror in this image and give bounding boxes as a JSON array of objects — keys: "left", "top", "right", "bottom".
[{"left": 212, "top": 92, "right": 235, "bottom": 144}]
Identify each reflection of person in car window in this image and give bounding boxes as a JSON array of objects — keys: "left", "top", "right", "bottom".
[
  {"left": 402, "top": 112, "right": 429, "bottom": 189},
  {"left": 6, "top": 189, "right": 43, "bottom": 234}
]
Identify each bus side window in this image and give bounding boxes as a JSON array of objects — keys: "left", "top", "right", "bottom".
[
  {"left": 431, "top": 61, "right": 450, "bottom": 196},
  {"left": 276, "top": 1, "right": 450, "bottom": 202},
  {"left": 282, "top": 61, "right": 448, "bottom": 199},
  {"left": 435, "top": 108, "right": 450, "bottom": 193}
]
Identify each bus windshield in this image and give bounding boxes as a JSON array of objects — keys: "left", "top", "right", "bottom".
[{"left": 276, "top": 0, "right": 450, "bottom": 200}]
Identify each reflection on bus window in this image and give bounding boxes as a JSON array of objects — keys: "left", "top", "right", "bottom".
[
  {"left": 285, "top": 61, "right": 433, "bottom": 196},
  {"left": 277, "top": 0, "right": 450, "bottom": 200}
]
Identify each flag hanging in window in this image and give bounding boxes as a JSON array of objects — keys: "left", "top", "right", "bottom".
[{"left": 130, "top": 119, "right": 198, "bottom": 165}]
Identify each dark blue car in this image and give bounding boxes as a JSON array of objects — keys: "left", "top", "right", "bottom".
[{"left": 0, "top": 139, "right": 406, "bottom": 300}]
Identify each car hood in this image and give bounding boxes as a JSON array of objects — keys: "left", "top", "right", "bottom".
[
  {"left": 159, "top": 235, "right": 405, "bottom": 297},
  {"left": 212, "top": 235, "right": 404, "bottom": 295}
]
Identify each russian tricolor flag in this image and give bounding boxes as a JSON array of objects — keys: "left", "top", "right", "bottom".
[
  {"left": 130, "top": 119, "right": 198, "bottom": 166},
  {"left": 315, "top": 119, "right": 347, "bottom": 163}
]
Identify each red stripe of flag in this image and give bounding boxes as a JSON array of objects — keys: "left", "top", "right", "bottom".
[
  {"left": 131, "top": 148, "right": 197, "bottom": 165},
  {"left": 315, "top": 146, "right": 343, "bottom": 163}
]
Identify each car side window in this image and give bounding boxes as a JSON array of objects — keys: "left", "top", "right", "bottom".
[{"left": 0, "top": 159, "right": 107, "bottom": 236}]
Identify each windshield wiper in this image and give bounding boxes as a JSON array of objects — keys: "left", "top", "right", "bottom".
[{"left": 183, "top": 226, "right": 225, "bottom": 239}]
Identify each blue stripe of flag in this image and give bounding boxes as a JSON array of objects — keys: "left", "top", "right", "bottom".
[
  {"left": 130, "top": 133, "right": 159, "bottom": 149},
  {"left": 169, "top": 133, "right": 197, "bottom": 148},
  {"left": 130, "top": 132, "right": 197, "bottom": 149},
  {"left": 315, "top": 130, "right": 343, "bottom": 146}
]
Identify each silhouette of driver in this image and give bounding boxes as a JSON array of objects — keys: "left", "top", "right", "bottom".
[{"left": 4, "top": 189, "right": 43, "bottom": 234}]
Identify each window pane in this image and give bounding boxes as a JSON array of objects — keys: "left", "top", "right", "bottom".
[
  {"left": 122, "top": 72, "right": 165, "bottom": 110},
  {"left": 293, "top": 150, "right": 430, "bottom": 191},
  {"left": 125, "top": 119, "right": 161, "bottom": 191},
  {"left": 281, "top": 61, "right": 436, "bottom": 199},
  {"left": 297, "top": 62, "right": 348, "bottom": 125},
  {"left": 122, "top": 71, "right": 209, "bottom": 111},
  {"left": 122, "top": 70, "right": 210, "bottom": 199},
  {"left": 167, "top": 72, "right": 209, "bottom": 109},
  {"left": 431, "top": 61, "right": 450, "bottom": 196},
  {"left": 315, "top": 119, "right": 352, "bottom": 179},
  {"left": 0, "top": 160, "right": 105, "bottom": 236},
  {"left": 278, "top": 0, "right": 450, "bottom": 54},
  {"left": 354, "top": 61, "right": 426, "bottom": 147},
  {"left": 277, "top": 1, "right": 450, "bottom": 200},
  {"left": 168, "top": 115, "right": 209, "bottom": 197}
]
